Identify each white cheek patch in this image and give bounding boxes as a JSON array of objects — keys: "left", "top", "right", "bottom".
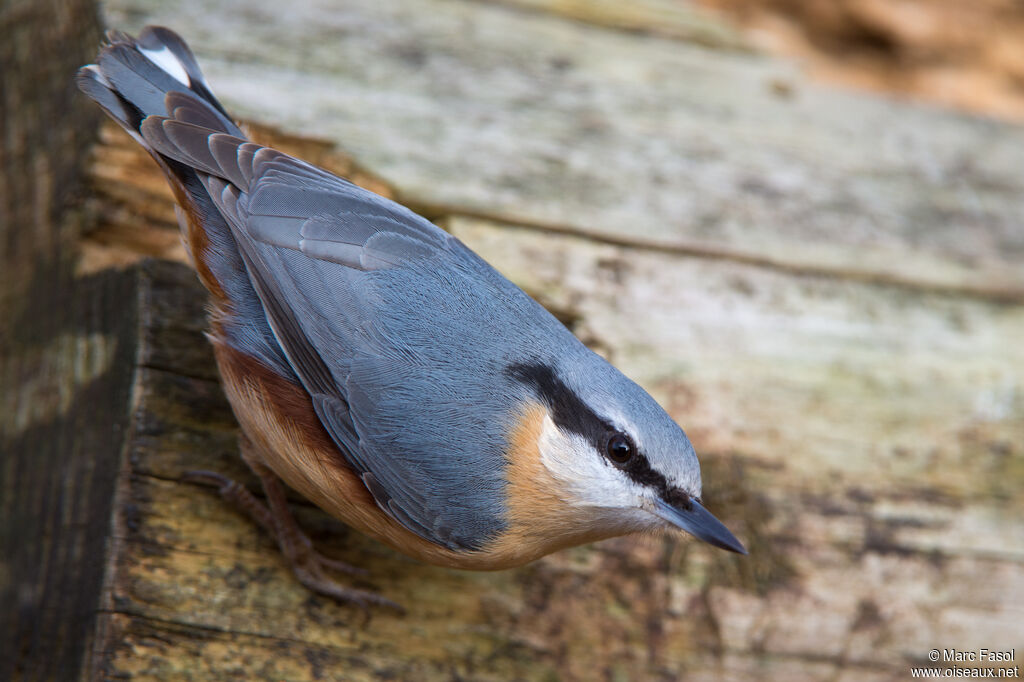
[
  {"left": 139, "top": 45, "right": 191, "bottom": 86},
  {"left": 537, "top": 414, "right": 645, "bottom": 509}
]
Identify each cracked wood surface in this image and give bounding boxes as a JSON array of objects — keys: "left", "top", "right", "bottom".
[
  {"left": 85, "top": 115, "right": 1022, "bottom": 682},
  {"left": 42, "top": 0, "right": 1024, "bottom": 679}
]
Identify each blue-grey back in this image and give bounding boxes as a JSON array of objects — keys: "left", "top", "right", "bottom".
[{"left": 208, "top": 151, "right": 579, "bottom": 550}]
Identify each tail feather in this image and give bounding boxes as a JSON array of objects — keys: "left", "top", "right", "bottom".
[
  {"left": 75, "top": 65, "right": 145, "bottom": 136},
  {"left": 78, "top": 27, "right": 240, "bottom": 139},
  {"left": 77, "top": 25, "right": 296, "bottom": 382},
  {"left": 98, "top": 43, "right": 189, "bottom": 122},
  {"left": 165, "top": 90, "right": 236, "bottom": 133},
  {"left": 133, "top": 26, "right": 233, "bottom": 120}
]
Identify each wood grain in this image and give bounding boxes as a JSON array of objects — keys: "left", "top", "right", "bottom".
[
  {"left": 5, "top": 0, "right": 1022, "bottom": 678},
  {"left": 80, "top": 133, "right": 1022, "bottom": 681}
]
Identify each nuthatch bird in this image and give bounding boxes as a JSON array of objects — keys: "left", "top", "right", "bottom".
[{"left": 78, "top": 26, "right": 746, "bottom": 609}]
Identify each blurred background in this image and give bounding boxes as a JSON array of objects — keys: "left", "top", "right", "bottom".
[
  {"left": 704, "top": 0, "right": 1024, "bottom": 120},
  {"left": 2, "top": 0, "right": 1021, "bottom": 680}
]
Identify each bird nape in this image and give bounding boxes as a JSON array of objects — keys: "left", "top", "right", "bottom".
[{"left": 77, "top": 25, "right": 746, "bottom": 611}]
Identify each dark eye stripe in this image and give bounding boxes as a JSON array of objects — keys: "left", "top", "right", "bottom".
[
  {"left": 506, "top": 362, "right": 605, "bottom": 446},
  {"left": 506, "top": 361, "right": 685, "bottom": 505}
]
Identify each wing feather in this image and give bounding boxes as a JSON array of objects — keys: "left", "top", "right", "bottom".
[{"left": 144, "top": 116, "right": 512, "bottom": 550}]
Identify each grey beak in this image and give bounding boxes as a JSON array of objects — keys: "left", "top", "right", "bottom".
[{"left": 654, "top": 498, "right": 748, "bottom": 555}]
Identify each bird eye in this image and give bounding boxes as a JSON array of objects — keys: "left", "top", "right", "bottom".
[{"left": 606, "top": 433, "right": 635, "bottom": 465}]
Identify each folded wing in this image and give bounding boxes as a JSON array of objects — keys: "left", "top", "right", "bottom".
[{"left": 140, "top": 104, "right": 508, "bottom": 550}]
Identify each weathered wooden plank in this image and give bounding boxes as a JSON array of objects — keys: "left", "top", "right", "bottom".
[
  {"left": 0, "top": 0, "right": 101, "bottom": 299},
  {"left": 68, "top": 1, "right": 1024, "bottom": 678},
  {"left": 0, "top": 266, "right": 140, "bottom": 682},
  {"left": 85, "top": 244, "right": 1022, "bottom": 680},
  {"left": 95, "top": 262, "right": 752, "bottom": 681},
  {"left": 0, "top": 1, "right": 123, "bottom": 680},
  {"left": 105, "top": 0, "right": 1024, "bottom": 299}
]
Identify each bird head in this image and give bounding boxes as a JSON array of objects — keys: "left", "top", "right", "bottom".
[{"left": 505, "top": 356, "right": 746, "bottom": 555}]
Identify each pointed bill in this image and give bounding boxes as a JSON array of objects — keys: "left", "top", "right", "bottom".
[{"left": 654, "top": 498, "right": 747, "bottom": 555}]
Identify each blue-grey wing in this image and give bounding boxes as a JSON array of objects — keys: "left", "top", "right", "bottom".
[{"left": 144, "top": 114, "right": 520, "bottom": 550}]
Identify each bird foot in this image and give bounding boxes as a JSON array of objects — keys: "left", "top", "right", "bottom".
[{"left": 182, "top": 468, "right": 404, "bottom": 613}]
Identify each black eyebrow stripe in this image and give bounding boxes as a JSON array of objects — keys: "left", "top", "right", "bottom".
[
  {"left": 505, "top": 361, "right": 606, "bottom": 447},
  {"left": 505, "top": 361, "right": 688, "bottom": 508}
]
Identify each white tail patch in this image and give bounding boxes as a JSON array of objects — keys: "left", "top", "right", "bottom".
[
  {"left": 82, "top": 64, "right": 112, "bottom": 87},
  {"left": 139, "top": 44, "right": 191, "bottom": 86}
]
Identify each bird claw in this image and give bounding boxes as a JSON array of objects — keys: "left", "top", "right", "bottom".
[
  {"left": 291, "top": 563, "right": 405, "bottom": 614},
  {"left": 181, "top": 468, "right": 401, "bottom": 613},
  {"left": 181, "top": 469, "right": 232, "bottom": 488},
  {"left": 313, "top": 551, "right": 368, "bottom": 577}
]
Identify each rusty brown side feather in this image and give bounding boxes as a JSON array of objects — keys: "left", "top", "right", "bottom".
[
  {"left": 168, "top": 186, "right": 230, "bottom": 309},
  {"left": 212, "top": 341, "right": 566, "bottom": 569}
]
